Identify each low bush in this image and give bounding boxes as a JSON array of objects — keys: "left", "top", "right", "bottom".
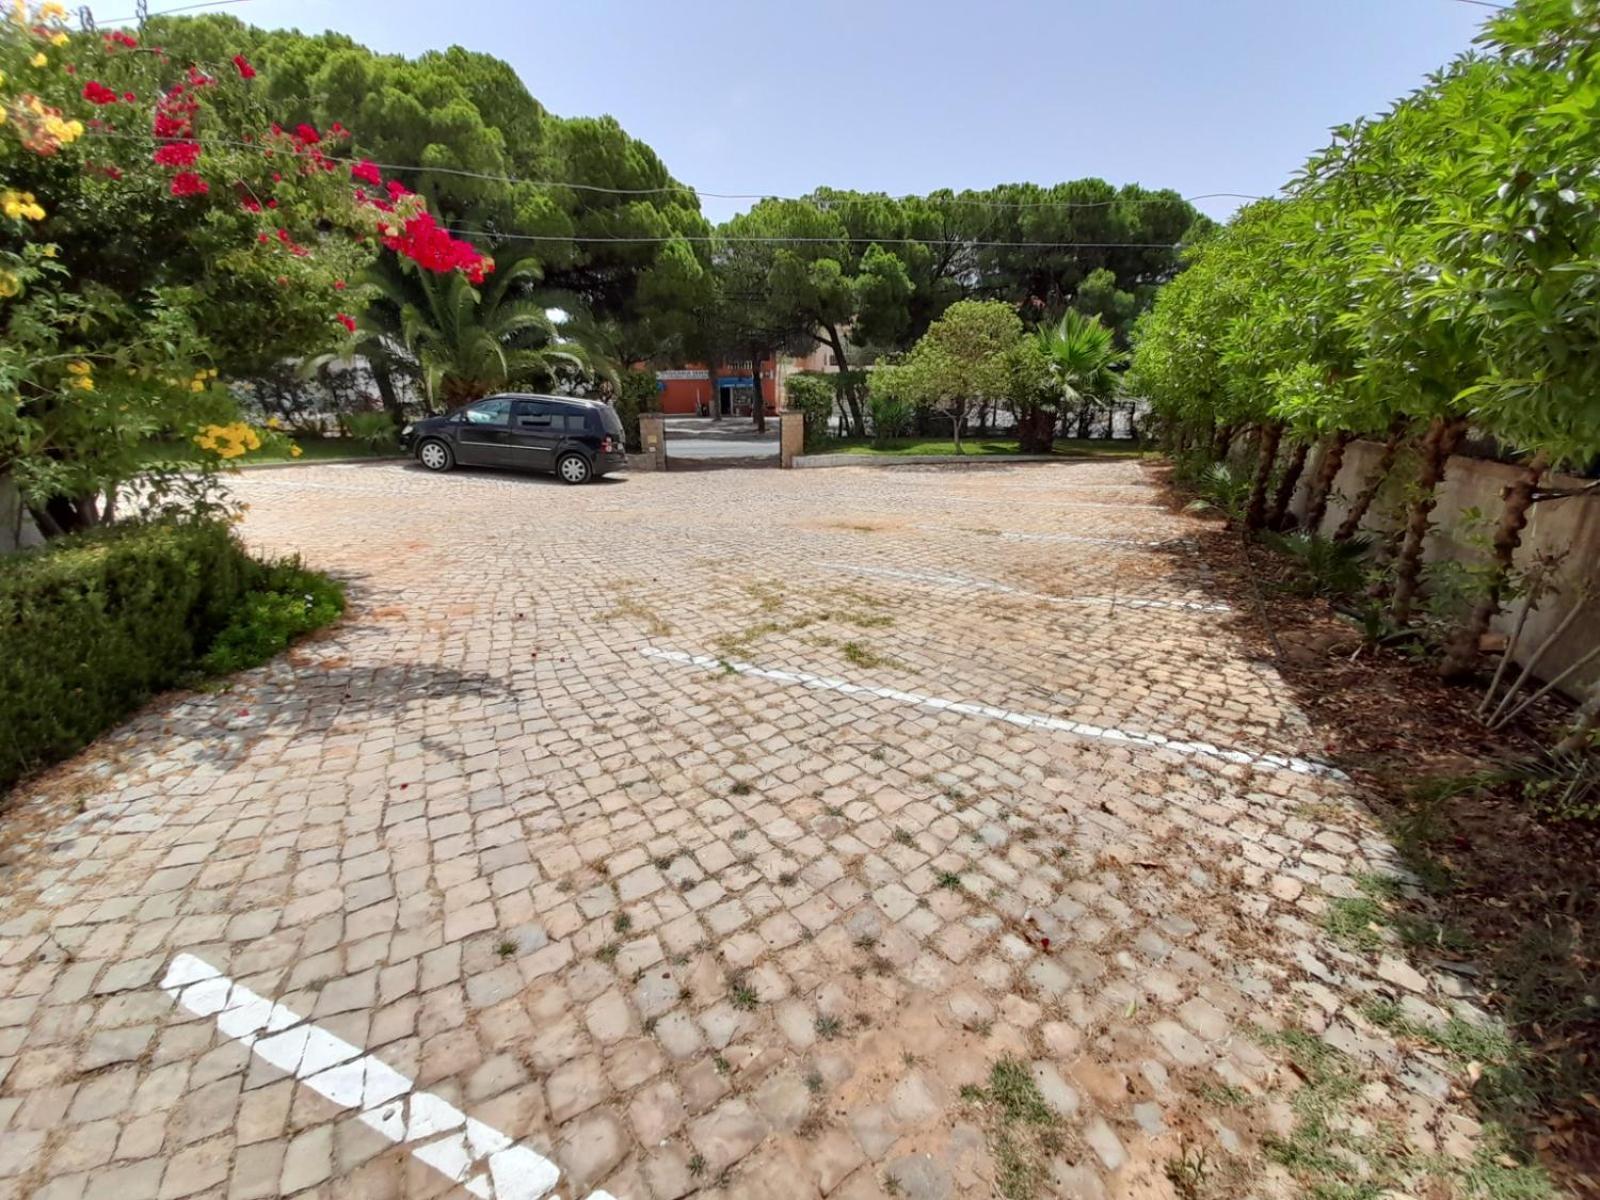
[
  {"left": 0, "top": 520, "right": 343, "bottom": 791},
  {"left": 201, "top": 559, "right": 344, "bottom": 674},
  {"left": 784, "top": 373, "right": 836, "bottom": 450}
]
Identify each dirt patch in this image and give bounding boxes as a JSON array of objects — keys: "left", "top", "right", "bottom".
[{"left": 1148, "top": 460, "right": 1600, "bottom": 1193}]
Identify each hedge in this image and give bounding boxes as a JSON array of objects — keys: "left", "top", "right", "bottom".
[{"left": 0, "top": 520, "right": 257, "bottom": 791}]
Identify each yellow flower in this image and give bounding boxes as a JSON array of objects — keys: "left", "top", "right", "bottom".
[
  {"left": 0, "top": 271, "right": 18, "bottom": 298},
  {"left": 69, "top": 376, "right": 93, "bottom": 391},
  {"left": 49, "top": 31, "right": 67, "bottom": 46},
  {"left": 189, "top": 379, "right": 205, "bottom": 392},
  {"left": 41, "top": 244, "right": 55, "bottom": 257},
  {"left": 40, "top": 1, "right": 67, "bottom": 17},
  {"left": 207, "top": 368, "right": 218, "bottom": 378},
  {"left": 2, "top": 190, "right": 46, "bottom": 221},
  {"left": 265, "top": 415, "right": 282, "bottom": 429},
  {"left": 289, "top": 444, "right": 303, "bottom": 458},
  {"left": 29, "top": 52, "right": 45, "bottom": 67},
  {"left": 66, "top": 359, "right": 91, "bottom": 375}
]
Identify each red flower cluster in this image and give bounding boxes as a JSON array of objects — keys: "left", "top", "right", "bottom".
[
  {"left": 294, "top": 123, "right": 320, "bottom": 146},
  {"left": 232, "top": 54, "right": 256, "bottom": 80},
  {"left": 335, "top": 313, "right": 356, "bottom": 333},
  {"left": 379, "top": 212, "right": 491, "bottom": 284},
  {"left": 170, "top": 172, "right": 208, "bottom": 197},
  {"left": 103, "top": 30, "right": 138, "bottom": 49},
  {"left": 153, "top": 141, "right": 200, "bottom": 168},
  {"left": 82, "top": 81, "right": 118, "bottom": 105},
  {"left": 350, "top": 158, "right": 382, "bottom": 187}
]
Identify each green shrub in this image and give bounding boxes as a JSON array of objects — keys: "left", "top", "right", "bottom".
[
  {"left": 1262, "top": 531, "right": 1375, "bottom": 597},
  {"left": 0, "top": 521, "right": 253, "bottom": 790},
  {"left": 0, "top": 521, "right": 346, "bottom": 792},
  {"left": 785, "top": 373, "right": 836, "bottom": 450},
  {"left": 339, "top": 411, "right": 398, "bottom": 452},
  {"left": 869, "top": 389, "right": 914, "bottom": 448},
  {"left": 201, "top": 559, "right": 344, "bottom": 674},
  {"left": 615, "top": 370, "right": 658, "bottom": 453}
]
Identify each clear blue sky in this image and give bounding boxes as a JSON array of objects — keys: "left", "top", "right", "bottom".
[{"left": 213, "top": 0, "right": 1490, "bottom": 224}]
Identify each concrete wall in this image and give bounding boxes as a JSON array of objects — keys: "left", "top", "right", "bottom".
[{"left": 1298, "top": 440, "right": 1600, "bottom": 695}]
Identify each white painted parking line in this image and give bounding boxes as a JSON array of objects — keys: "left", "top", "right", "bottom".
[
  {"left": 641, "top": 647, "right": 1342, "bottom": 779},
  {"left": 819, "top": 562, "right": 1230, "bottom": 613},
  {"left": 160, "top": 954, "right": 613, "bottom": 1200}
]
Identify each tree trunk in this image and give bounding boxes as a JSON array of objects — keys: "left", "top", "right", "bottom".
[
  {"left": 1212, "top": 423, "right": 1235, "bottom": 462},
  {"left": 1037, "top": 407, "right": 1056, "bottom": 454},
  {"left": 1335, "top": 418, "right": 1406, "bottom": 541},
  {"left": 821, "top": 323, "right": 863, "bottom": 436},
  {"left": 951, "top": 401, "right": 965, "bottom": 454},
  {"left": 1267, "top": 439, "right": 1310, "bottom": 530},
  {"left": 1439, "top": 451, "right": 1550, "bottom": 681},
  {"left": 1303, "top": 431, "right": 1353, "bottom": 534},
  {"left": 748, "top": 349, "right": 767, "bottom": 434},
  {"left": 1391, "top": 415, "right": 1468, "bottom": 625},
  {"left": 1556, "top": 682, "right": 1600, "bottom": 755},
  {"left": 1075, "top": 403, "right": 1091, "bottom": 440},
  {"left": 372, "top": 358, "right": 405, "bottom": 431},
  {"left": 1244, "top": 422, "right": 1284, "bottom": 531}
]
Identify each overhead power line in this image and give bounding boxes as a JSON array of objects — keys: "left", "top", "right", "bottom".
[
  {"left": 438, "top": 226, "right": 1184, "bottom": 249},
  {"left": 85, "top": 0, "right": 251, "bottom": 26},
  {"left": 81, "top": 130, "right": 1260, "bottom": 213}
]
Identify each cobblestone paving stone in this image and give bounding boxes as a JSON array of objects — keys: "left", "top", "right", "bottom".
[{"left": 0, "top": 460, "right": 1494, "bottom": 1198}]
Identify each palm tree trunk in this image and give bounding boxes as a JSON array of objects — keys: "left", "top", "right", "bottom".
[
  {"left": 1244, "top": 421, "right": 1284, "bottom": 532},
  {"left": 1391, "top": 415, "right": 1468, "bottom": 625},
  {"left": 372, "top": 358, "right": 406, "bottom": 431},
  {"left": 1267, "top": 439, "right": 1310, "bottom": 530},
  {"left": 1439, "top": 451, "right": 1550, "bottom": 681},
  {"left": 1335, "top": 418, "right": 1406, "bottom": 541}
]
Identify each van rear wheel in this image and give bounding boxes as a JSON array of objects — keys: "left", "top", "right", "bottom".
[{"left": 557, "top": 453, "right": 592, "bottom": 485}]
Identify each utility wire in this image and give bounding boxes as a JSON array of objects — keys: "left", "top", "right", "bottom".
[
  {"left": 80, "top": 130, "right": 1260, "bottom": 212},
  {"left": 437, "top": 226, "right": 1183, "bottom": 249},
  {"left": 85, "top": 0, "right": 251, "bottom": 26}
]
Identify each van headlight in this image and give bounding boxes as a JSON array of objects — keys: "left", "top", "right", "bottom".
[{"left": 401, "top": 424, "right": 414, "bottom": 436}]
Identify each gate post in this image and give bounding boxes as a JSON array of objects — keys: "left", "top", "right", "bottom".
[
  {"left": 779, "top": 411, "right": 804, "bottom": 468},
  {"left": 636, "top": 414, "right": 668, "bottom": 472}
]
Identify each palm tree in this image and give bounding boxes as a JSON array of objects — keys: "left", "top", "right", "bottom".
[
  {"left": 360, "top": 253, "right": 598, "bottom": 413},
  {"left": 1034, "top": 309, "right": 1126, "bottom": 448}
]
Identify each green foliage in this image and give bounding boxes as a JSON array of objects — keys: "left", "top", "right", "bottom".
[
  {"left": 1183, "top": 461, "right": 1253, "bottom": 521},
  {"left": 963, "top": 1058, "right": 1062, "bottom": 1200},
  {"left": 0, "top": 521, "right": 252, "bottom": 790},
  {"left": 338, "top": 411, "right": 398, "bottom": 452},
  {"left": 612, "top": 369, "right": 657, "bottom": 454},
  {"left": 1262, "top": 531, "right": 1376, "bottom": 597},
  {"left": 784, "top": 373, "right": 837, "bottom": 450},
  {"left": 199, "top": 558, "right": 345, "bottom": 674},
  {"left": 867, "top": 381, "right": 914, "bottom": 448},
  {"left": 358, "top": 255, "right": 596, "bottom": 411},
  {"left": 0, "top": 519, "right": 346, "bottom": 791}
]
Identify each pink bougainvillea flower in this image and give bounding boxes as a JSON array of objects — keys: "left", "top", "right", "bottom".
[
  {"left": 232, "top": 54, "right": 256, "bottom": 79},
  {"left": 82, "top": 80, "right": 118, "bottom": 105},
  {"left": 336, "top": 313, "right": 356, "bottom": 333}
]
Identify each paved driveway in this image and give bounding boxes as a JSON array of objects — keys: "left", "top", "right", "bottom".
[
  {"left": 663, "top": 418, "right": 778, "bottom": 462},
  {"left": 0, "top": 460, "right": 1482, "bottom": 1199}
]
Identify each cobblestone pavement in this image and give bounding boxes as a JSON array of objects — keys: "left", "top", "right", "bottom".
[{"left": 0, "top": 461, "right": 1495, "bottom": 1199}]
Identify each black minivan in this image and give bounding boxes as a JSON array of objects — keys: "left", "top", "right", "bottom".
[{"left": 400, "top": 394, "right": 628, "bottom": 484}]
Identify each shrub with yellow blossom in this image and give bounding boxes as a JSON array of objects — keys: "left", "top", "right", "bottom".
[{"left": 0, "top": 0, "right": 488, "bottom": 537}]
